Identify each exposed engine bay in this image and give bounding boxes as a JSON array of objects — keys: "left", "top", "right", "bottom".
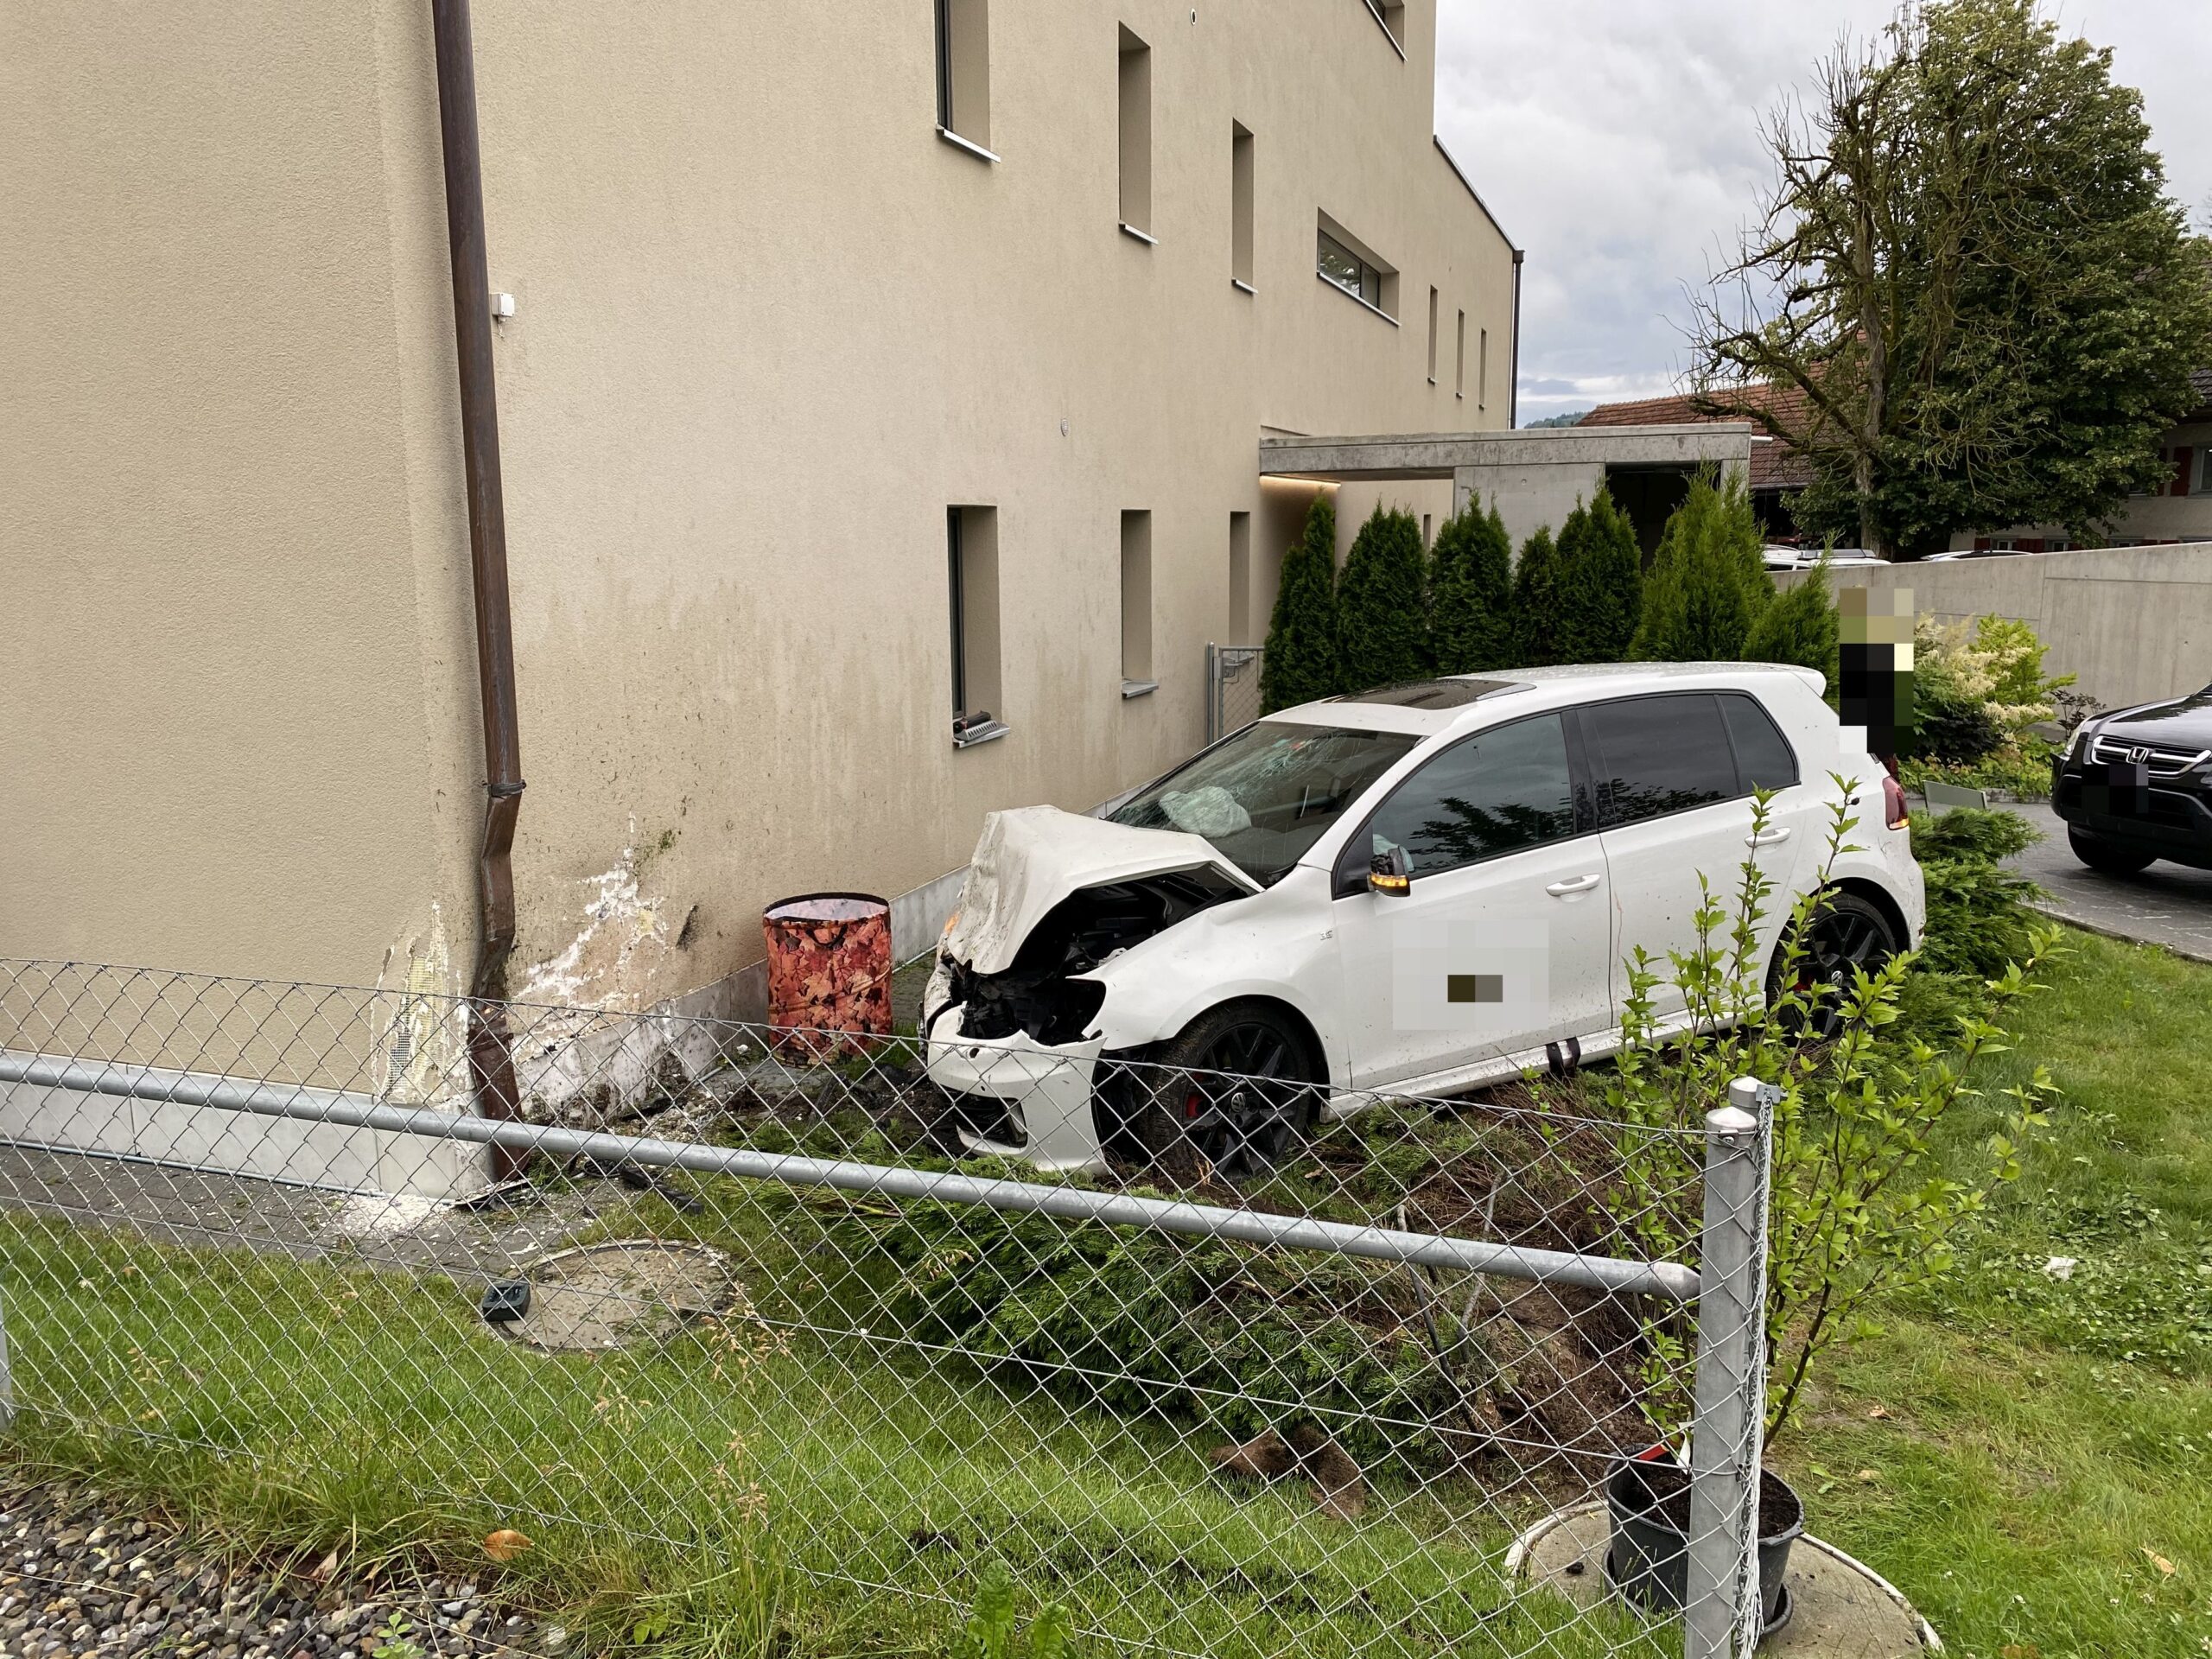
[{"left": 930, "top": 866, "right": 1249, "bottom": 1044}]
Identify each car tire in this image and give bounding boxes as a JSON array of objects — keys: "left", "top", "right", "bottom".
[
  {"left": 1123, "top": 1001, "right": 1321, "bottom": 1183},
  {"left": 1765, "top": 890, "right": 1901, "bottom": 1037},
  {"left": 2067, "top": 827, "right": 2157, "bottom": 875}
]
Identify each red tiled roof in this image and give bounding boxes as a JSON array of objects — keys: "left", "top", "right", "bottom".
[{"left": 1582, "top": 385, "right": 1818, "bottom": 493}]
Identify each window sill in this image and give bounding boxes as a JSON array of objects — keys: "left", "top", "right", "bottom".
[
  {"left": 1120, "top": 679, "right": 1158, "bottom": 700},
  {"left": 936, "top": 125, "right": 1001, "bottom": 164},
  {"left": 951, "top": 718, "right": 1010, "bottom": 749},
  {"left": 1427, "top": 376, "right": 1437, "bottom": 386},
  {"left": 1317, "top": 271, "right": 1397, "bottom": 326},
  {"left": 1231, "top": 277, "right": 1255, "bottom": 296},
  {"left": 1118, "top": 222, "right": 1157, "bottom": 246}
]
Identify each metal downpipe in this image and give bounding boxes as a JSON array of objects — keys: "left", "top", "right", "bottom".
[{"left": 431, "top": 0, "right": 526, "bottom": 1166}]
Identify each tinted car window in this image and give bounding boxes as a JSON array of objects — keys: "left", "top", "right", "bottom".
[
  {"left": 1585, "top": 695, "right": 1739, "bottom": 826},
  {"left": 1720, "top": 693, "right": 1799, "bottom": 791},
  {"left": 1352, "top": 714, "right": 1576, "bottom": 881}
]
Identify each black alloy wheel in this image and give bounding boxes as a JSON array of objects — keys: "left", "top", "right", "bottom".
[
  {"left": 1767, "top": 891, "right": 1899, "bottom": 1037},
  {"left": 1137, "top": 1002, "right": 1321, "bottom": 1179},
  {"left": 2067, "top": 827, "right": 2157, "bottom": 875}
]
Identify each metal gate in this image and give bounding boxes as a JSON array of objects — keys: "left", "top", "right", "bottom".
[{"left": 1205, "top": 642, "right": 1265, "bottom": 741}]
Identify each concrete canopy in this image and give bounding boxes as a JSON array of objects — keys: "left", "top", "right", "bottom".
[{"left": 1259, "top": 423, "right": 1755, "bottom": 553}]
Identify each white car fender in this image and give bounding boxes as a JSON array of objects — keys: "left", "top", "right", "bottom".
[{"left": 1075, "top": 866, "right": 1344, "bottom": 1073}]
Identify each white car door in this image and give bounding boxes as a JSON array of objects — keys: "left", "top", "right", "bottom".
[
  {"left": 1579, "top": 691, "right": 1808, "bottom": 1026},
  {"left": 1330, "top": 711, "right": 1615, "bottom": 1089}
]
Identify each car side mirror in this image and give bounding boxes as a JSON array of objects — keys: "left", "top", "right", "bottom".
[{"left": 1369, "top": 846, "right": 1411, "bottom": 897}]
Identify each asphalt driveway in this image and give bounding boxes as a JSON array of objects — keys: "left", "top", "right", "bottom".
[{"left": 2003, "top": 801, "right": 2212, "bottom": 963}]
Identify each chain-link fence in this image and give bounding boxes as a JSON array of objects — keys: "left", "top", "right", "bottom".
[
  {"left": 1205, "top": 643, "right": 1265, "bottom": 742},
  {"left": 0, "top": 959, "right": 1772, "bottom": 1659}
]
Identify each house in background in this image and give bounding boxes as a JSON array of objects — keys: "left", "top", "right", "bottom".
[
  {"left": 3, "top": 1, "right": 1517, "bottom": 1024},
  {"left": 1965, "top": 368, "right": 2212, "bottom": 552},
  {"left": 1577, "top": 385, "right": 1814, "bottom": 550},
  {"left": 1580, "top": 369, "right": 2212, "bottom": 554}
]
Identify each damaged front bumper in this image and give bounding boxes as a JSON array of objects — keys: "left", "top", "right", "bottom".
[{"left": 923, "top": 1006, "right": 1109, "bottom": 1175}]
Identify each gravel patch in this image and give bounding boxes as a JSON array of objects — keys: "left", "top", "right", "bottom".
[{"left": 0, "top": 1484, "right": 561, "bottom": 1659}]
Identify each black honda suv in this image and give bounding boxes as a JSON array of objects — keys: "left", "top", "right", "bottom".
[{"left": 2051, "top": 683, "right": 2212, "bottom": 873}]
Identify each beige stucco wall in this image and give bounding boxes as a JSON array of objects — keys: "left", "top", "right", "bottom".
[
  {"left": 0, "top": 4, "right": 480, "bottom": 994},
  {"left": 3, "top": 0, "right": 1516, "bottom": 1020}
]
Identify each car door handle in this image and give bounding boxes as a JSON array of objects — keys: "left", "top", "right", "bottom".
[
  {"left": 1545, "top": 873, "right": 1603, "bottom": 896},
  {"left": 1745, "top": 827, "right": 1793, "bottom": 847}
]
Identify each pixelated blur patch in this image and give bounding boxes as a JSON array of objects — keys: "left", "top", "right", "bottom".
[
  {"left": 1837, "top": 583, "right": 1914, "bottom": 760},
  {"left": 1446, "top": 974, "right": 1504, "bottom": 1004},
  {"left": 2080, "top": 758, "right": 2150, "bottom": 817}
]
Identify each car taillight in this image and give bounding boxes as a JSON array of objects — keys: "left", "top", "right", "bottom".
[{"left": 1882, "top": 771, "right": 1910, "bottom": 830}]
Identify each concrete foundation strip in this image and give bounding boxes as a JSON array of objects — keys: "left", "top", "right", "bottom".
[{"left": 0, "top": 1049, "right": 1699, "bottom": 1301}]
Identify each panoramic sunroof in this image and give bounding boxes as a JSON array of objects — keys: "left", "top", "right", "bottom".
[{"left": 1330, "top": 678, "right": 1527, "bottom": 709}]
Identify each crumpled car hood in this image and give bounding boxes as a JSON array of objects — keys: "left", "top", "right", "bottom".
[{"left": 942, "top": 805, "right": 1259, "bottom": 975}]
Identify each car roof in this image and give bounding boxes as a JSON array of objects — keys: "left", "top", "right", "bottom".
[{"left": 1264, "top": 663, "right": 1822, "bottom": 737}]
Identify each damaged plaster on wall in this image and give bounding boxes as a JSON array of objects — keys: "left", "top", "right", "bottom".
[
  {"left": 374, "top": 903, "right": 467, "bottom": 1108},
  {"left": 508, "top": 823, "right": 718, "bottom": 1114}
]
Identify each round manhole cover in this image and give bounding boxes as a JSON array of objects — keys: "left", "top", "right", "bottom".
[{"left": 494, "top": 1239, "right": 741, "bottom": 1352}]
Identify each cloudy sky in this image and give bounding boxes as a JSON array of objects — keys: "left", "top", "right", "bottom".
[{"left": 1434, "top": 2, "right": 2212, "bottom": 423}]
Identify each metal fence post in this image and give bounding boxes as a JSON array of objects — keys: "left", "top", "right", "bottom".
[
  {"left": 1682, "top": 1077, "right": 1774, "bottom": 1659},
  {"left": 0, "top": 1267, "right": 13, "bottom": 1431},
  {"left": 1205, "top": 642, "right": 1222, "bottom": 743}
]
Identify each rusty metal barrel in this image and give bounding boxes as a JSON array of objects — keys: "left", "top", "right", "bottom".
[{"left": 760, "top": 892, "right": 893, "bottom": 1057}]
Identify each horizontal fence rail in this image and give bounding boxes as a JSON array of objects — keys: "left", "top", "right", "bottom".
[{"left": 0, "top": 959, "right": 1767, "bottom": 1659}]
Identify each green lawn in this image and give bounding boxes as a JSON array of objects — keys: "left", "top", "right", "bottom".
[
  {"left": 3, "top": 927, "right": 2208, "bottom": 1659},
  {"left": 1777, "top": 930, "right": 2212, "bottom": 1659}
]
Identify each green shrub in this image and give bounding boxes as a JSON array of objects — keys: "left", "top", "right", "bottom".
[
  {"left": 1629, "top": 469, "right": 1770, "bottom": 662},
  {"left": 1510, "top": 524, "right": 1563, "bottom": 667},
  {"left": 1599, "top": 792, "right": 2060, "bottom": 1439},
  {"left": 842, "top": 1196, "right": 1491, "bottom": 1478},
  {"left": 1909, "top": 806, "right": 2044, "bottom": 979},
  {"left": 1336, "top": 504, "right": 1431, "bottom": 690},
  {"left": 1552, "top": 489, "right": 1644, "bottom": 663},
  {"left": 1427, "top": 496, "right": 1516, "bottom": 674},
  {"left": 1258, "top": 497, "right": 1340, "bottom": 713},
  {"left": 1910, "top": 613, "right": 2073, "bottom": 768},
  {"left": 1745, "top": 556, "right": 1839, "bottom": 688}
]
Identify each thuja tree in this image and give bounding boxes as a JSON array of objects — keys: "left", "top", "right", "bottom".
[
  {"left": 1630, "top": 469, "right": 1770, "bottom": 662},
  {"left": 1510, "top": 525, "right": 1563, "bottom": 667},
  {"left": 1259, "top": 497, "right": 1341, "bottom": 713},
  {"left": 1553, "top": 489, "right": 1644, "bottom": 663},
  {"left": 1427, "top": 496, "right": 1516, "bottom": 674},
  {"left": 1745, "top": 553, "right": 1840, "bottom": 688},
  {"left": 1600, "top": 792, "right": 2059, "bottom": 1439},
  {"left": 1337, "top": 505, "right": 1431, "bottom": 690}
]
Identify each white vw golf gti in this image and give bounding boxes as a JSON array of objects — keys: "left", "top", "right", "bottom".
[{"left": 923, "top": 664, "right": 1923, "bottom": 1174}]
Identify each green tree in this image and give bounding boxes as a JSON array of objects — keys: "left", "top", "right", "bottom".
[
  {"left": 1259, "top": 497, "right": 1341, "bottom": 713},
  {"left": 1690, "top": 0, "right": 2212, "bottom": 558},
  {"left": 1552, "top": 489, "right": 1644, "bottom": 663},
  {"left": 1336, "top": 504, "right": 1431, "bottom": 690},
  {"left": 1510, "top": 525, "right": 1563, "bottom": 667},
  {"left": 1427, "top": 496, "right": 1516, "bottom": 674},
  {"left": 1630, "top": 470, "right": 1771, "bottom": 661},
  {"left": 1745, "top": 554, "right": 1840, "bottom": 690}
]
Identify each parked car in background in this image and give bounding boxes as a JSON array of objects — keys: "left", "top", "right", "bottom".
[
  {"left": 1764, "top": 546, "right": 1885, "bottom": 572},
  {"left": 923, "top": 664, "right": 1924, "bottom": 1175},
  {"left": 2051, "top": 684, "right": 2212, "bottom": 873}
]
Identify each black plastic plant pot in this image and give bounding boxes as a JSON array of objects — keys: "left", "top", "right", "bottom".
[{"left": 1604, "top": 1445, "right": 1806, "bottom": 1640}]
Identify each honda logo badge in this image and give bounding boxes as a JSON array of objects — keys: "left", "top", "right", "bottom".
[{"left": 2127, "top": 746, "right": 2151, "bottom": 765}]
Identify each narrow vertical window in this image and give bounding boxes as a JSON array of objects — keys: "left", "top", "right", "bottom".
[
  {"left": 948, "top": 506, "right": 1005, "bottom": 744},
  {"left": 1117, "top": 27, "right": 1152, "bottom": 237},
  {"left": 1454, "top": 309, "right": 1466, "bottom": 399},
  {"left": 1121, "top": 511, "right": 1155, "bottom": 694},
  {"left": 1479, "top": 327, "right": 1491, "bottom": 410},
  {"left": 1422, "top": 512, "right": 1433, "bottom": 549},
  {"left": 933, "top": 0, "right": 991, "bottom": 150},
  {"left": 1228, "top": 512, "right": 1251, "bottom": 644},
  {"left": 1230, "top": 123, "right": 1255, "bottom": 289},
  {"left": 1427, "top": 288, "right": 1439, "bottom": 383}
]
